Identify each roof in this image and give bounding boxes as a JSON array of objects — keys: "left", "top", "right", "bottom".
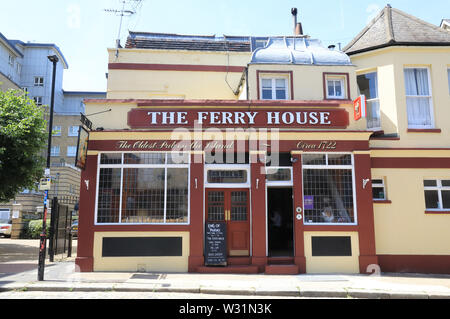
[
  {"left": 250, "top": 37, "right": 352, "bottom": 66},
  {"left": 63, "top": 91, "right": 106, "bottom": 96},
  {"left": 441, "top": 19, "right": 450, "bottom": 28},
  {"left": 0, "top": 32, "right": 23, "bottom": 58},
  {"left": 125, "top": 31, "right": 251, "bottom": 52},
  {"left": 344, "top": 5, "right": 450, "bottom": 55},
  {"left": 12, "top": 41, "right": 69, "bottom": 69}
]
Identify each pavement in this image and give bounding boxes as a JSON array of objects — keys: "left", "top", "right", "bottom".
[
  {"left": 1, "top": 239, "right": 450, "bottom": 299},
  {"left": 1, "top": 260, "right": 450, "bottom": 299}
]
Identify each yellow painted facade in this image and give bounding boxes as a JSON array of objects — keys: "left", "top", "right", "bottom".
[
  {"left": 304, "top": 232, "right": 360, "bottom": 274},
  {"left": 351, "top": 45, "right": 450, "bottom": 258},
  {"left": 247, "top": 64, "right": 358, "bottom": 101},
  {"left": 93, "top": 232, "right": 190, "bottom": 272},
  {"left": 372, "top": 168, "right": 450, "bottom": 255},
  {"left": 107, "top": 48, "right": 250, "bottom": 100},
  {"left": 352, "top": 47, "right": 450, "bottom": 149}
]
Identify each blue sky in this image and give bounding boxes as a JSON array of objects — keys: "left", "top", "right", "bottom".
[{"left": 1, "top": 0, "right": 448, "bottom": 92}]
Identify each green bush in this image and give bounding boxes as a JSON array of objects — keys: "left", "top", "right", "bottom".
[{"left": 27, "top": 220, "right": 51, "bottom": 239}]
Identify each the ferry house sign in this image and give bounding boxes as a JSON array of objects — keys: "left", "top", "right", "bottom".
[{"left": 127, "top": 108, "right": 349, "bottom": 129}]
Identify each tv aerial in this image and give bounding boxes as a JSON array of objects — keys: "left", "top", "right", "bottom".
[{"left": 105, "top": 0, "right": 144, "bottom": 57}]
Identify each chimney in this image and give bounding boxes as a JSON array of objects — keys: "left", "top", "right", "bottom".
[{"left": 291, "top": 8, "right": 303, "bottom": 36}]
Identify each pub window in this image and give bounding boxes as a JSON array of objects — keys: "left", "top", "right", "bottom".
[
  {"left": 325, "top": 74, "right": 347, "bottom": 99},
  {"left": 266, "top": 167, "right": 292, "bottom": 182},
  {"left": 424, "top": 179, "right": 450, "bottom": 210},
  {"left": 447, "top": 68, "right": 450, "bottom": 94},
  {"left": 357, "top": 72, "right": 380, "bottom": 129},
  {"left": 207, "top": 170, "right": 247, "bottom": 184},
  {"left": 96, "top": 152, "right": 190, "bottom": 224},
  {"left": 372, "top": 178, "right": 386, "bottom": 200},
  {"left": 260, "top": 75, "right": 289, "bottom": 100},
  {"left": 302, "top": 153, "right": 356, "bottom": 224},
  {"left": 404, "top": 67, "right": 434, "bottom": 129},
  {"left": 204, "top": 164, "right": 250, "bottom": 187}
]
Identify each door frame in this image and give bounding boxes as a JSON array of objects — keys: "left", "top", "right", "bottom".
[{"left": 205, "top": 187, "right": 251, "bottom": 258}]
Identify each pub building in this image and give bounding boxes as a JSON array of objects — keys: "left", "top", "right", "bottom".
[{"left": 76, "top": 7, "right": 450, "bottom": 274}]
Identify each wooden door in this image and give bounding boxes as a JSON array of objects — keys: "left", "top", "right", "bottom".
[{"left": 206, "top": 189, "right": 250, "bottom": 257}]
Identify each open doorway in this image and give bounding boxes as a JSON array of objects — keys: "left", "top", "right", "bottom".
[{"left": 267, "top": 187, "right": 294, "bottom": 257}]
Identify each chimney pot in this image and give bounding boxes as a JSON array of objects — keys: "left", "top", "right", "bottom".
[{"left": 292, "top": 8, "right": 303, "bottom": 36}]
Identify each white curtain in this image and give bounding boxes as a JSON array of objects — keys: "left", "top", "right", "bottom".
[{"left": 404, "top": 69, "right": 432, "bottom": 127}]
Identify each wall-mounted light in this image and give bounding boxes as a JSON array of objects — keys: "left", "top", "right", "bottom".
[{"left": 363, "top": 179, "right": 370, "bottom": 189}]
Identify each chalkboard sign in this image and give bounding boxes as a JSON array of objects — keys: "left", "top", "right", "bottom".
[{"left": 205, "top": 222, "right": 227, "bottom": 266}]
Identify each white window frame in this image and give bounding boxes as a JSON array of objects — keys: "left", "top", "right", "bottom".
[
  {"left": 424, "top": 179, "right": 450, "bottom": 211},
  {"left": 8, "top": 55, "right": 14, "bottom": 65},
  {"left": 68, "top": 126, "right": 79, "bottom": 137},
  {"left": 326, "top": 76, "right": 346, "bottom": 99},
  {"left": 50, "top": 146, "right": 60, "bottom": 157},
  {"left": 67, "top": 146, "right": 77, "bottom": 157},
  {"left": 265, "top": 166, "right": 293, "bottom": 187},
  {"left": 33, "top": 96, "right": 43, "bottom": 106},
  {"left": 34, "top": 76, "right": 44, "bottom": 87},
  {"left": 95, "top": 152, "right": 191, "bottom": 225},
  {"left": 52, "top": 126, "right": 62, "bottom": 136},
  {"left": 372, "top": 178, "right": 386, "bottom": 201},
  {"left": 302, "top": 153, "right": 357, "bottom": 226},
  {"left": 204, "top": 164, "right": 250, "bottom": 188},
  {"left": 404, "top": 67, "right": 434, "bottom": 129},
  {"left": 260, "top": 76, "right": 289, "bottom": 101}
]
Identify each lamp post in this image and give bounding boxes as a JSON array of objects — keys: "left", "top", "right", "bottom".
[{"left": 37, "top": 54, "right": 59, "bottom": 281}]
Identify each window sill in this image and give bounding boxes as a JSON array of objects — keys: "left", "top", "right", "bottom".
[
  {"left": 425, "top": 210, "right": 450, "bottom": 214},
  {"left": 407, "top": 128, "right": 441, "bottom": 133},
  {"left": 373, "top": 200, "right": 392, "bottom": 204}
]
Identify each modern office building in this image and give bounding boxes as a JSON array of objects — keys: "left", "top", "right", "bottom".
[{"left": 0, "top": 32, "right": 105, "bottom": 219}]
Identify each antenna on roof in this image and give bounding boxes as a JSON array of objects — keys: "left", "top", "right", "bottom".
[{"left": 104, "top": 0, "right": 144, "bottom": 58}]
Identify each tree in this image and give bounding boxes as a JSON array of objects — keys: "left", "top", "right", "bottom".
[{"left": 0, "top": 89, "right": 47, "bottom": 202}]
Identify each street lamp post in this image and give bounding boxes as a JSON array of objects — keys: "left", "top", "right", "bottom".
[{"left": 37, "top": 54, "right": 59, "bottom": 281}]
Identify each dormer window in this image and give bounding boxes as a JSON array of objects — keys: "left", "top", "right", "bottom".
[
  {"left": 327, "top": 78, "right": 344, "bottom": 99},
  {"left": 324, "top": 73, "right": 349, "bottom": 100},
  {"left": 257, "top": 71, "right": 292, "bottom": 100}
]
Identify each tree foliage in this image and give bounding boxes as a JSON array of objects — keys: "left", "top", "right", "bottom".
[{"left": 0, "top": 89, "right": 47, "bottom": 202}]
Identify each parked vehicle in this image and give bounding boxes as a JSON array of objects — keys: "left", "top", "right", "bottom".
[
  {"left": 71, "top": 220, "right": 78, "bottom": 237},
  {"left": 0, "top": 219, "right": 12, "bottom": 238}
]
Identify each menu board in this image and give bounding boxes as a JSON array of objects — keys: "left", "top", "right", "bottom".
[{"left": 204, "top": 223, "right": 227, "bottom": 266}]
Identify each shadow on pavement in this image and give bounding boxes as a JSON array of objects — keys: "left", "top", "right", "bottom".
[
  {"left": 0, "top": 263, "right": 37, "bottom": 275},
  {"left": 0, "top": 243, "right": 39, "bottom": 263}
]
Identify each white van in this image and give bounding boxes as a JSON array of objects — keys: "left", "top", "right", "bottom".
[{"left": 0, "top": 209, "right": 12, "bottom": 238}]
